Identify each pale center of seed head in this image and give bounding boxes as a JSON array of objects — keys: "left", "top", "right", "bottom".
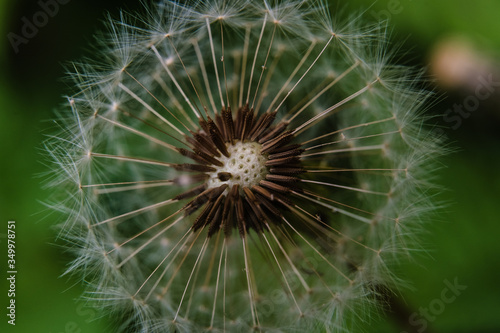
[{"left": 207, "top": 141, "right": 268, "bottom": 190}]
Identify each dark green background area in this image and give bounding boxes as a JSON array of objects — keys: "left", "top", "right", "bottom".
[{"left": 1, "top": 1, "right": 499, "bottom": 332}]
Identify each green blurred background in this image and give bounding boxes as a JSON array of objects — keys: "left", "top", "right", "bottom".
[{"left": 0, "top": 0, "right": 499, "bottom": 332}]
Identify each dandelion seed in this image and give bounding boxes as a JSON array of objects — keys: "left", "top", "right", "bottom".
[{"left": 46, "top": 1, "right": 444, "bottom": 332}]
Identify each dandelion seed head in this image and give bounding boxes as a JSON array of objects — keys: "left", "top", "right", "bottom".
[{"left": 46, "top": 0, "right": 445, "bottom": 332}]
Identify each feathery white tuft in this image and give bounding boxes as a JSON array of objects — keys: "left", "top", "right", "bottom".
[{"left": 46, "top": 1, "right": 444, "bottom": 332}]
